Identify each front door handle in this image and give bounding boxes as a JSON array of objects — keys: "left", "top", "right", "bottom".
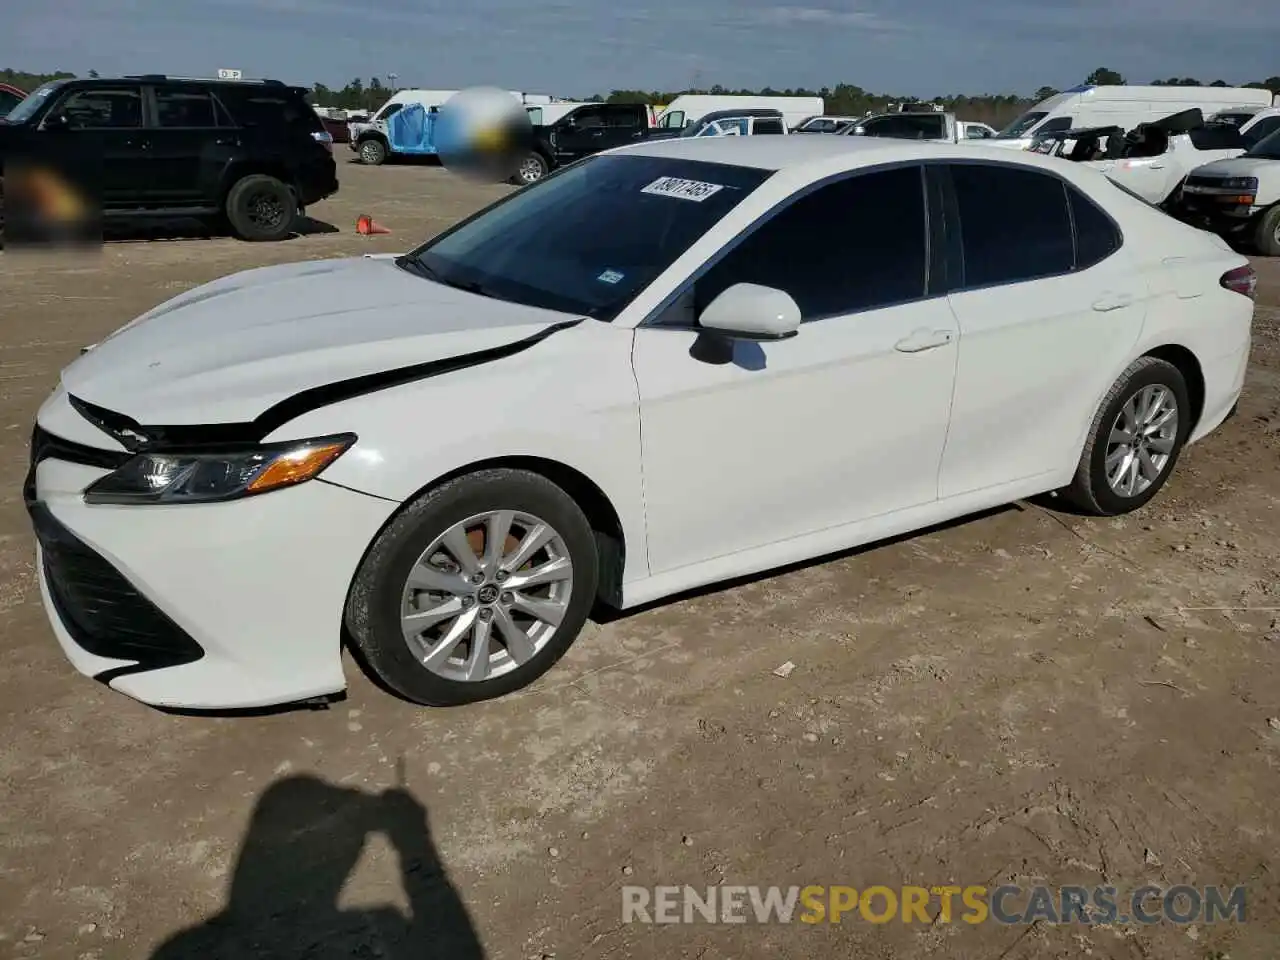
[
  {"left": 1092, "top": 292, "right": 1135, "bottom": 312},
  {"left": 214, "top": 137, "right": 241, "bottom": 146},
  {"left": 894, "top": 328, "right": 954, "bottom": 353}
]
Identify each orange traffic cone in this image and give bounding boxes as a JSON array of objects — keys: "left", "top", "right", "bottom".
[{"left": 356, "top": 214, "right": 391, "bottom": 236}]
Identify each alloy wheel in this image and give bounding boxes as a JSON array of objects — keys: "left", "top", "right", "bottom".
[
  {"left": 1105, "top": 384, "right": 1179, "bottom": 497},
  {"left": 399, "top": 510, "right": 574, "bottom": 683}
]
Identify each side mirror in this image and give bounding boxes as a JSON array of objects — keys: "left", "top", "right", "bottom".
[{"left": 698, "top": 283, "right": 801, "bottom": 341}]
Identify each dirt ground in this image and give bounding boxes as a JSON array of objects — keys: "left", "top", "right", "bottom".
[{"left": 1, "top": 158, "right": 1279, "bottom": 960}]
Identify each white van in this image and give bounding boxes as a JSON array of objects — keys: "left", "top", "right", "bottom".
[
  {"left": 991, "top": 84, "right": 1276, "bottom": 150},
  {"left": 655, "top": 95, "right": 824, "bottom": 133}
]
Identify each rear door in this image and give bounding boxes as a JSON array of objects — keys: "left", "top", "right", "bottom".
[
  {"left": 934, "top": 161, "right": 1148, "bottom": 497},
  {"left": 752, "top": 116, "right": 786, "bottom": 135},
  {"left": 601, "top": 105, "right": 648, "bottom": 150},
  {"left": 143, "top": 84, "right": 229, "bottom": 208}
]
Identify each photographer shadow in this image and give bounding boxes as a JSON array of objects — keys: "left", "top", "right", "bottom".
[{"left": 150, "top": 774, "right": 485, "bottom": 960}]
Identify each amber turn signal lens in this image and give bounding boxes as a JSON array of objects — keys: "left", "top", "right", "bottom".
[{"left": 245, "top": 440, "right": 351, "bottom": 494}]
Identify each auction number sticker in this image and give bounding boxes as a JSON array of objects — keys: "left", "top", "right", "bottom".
[{"left": 641, "top": 177, "right": 725, "bottom": 202}]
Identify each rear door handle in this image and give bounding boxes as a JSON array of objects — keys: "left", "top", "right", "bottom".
[
  {"left": 1092, "top": 292, "right": 1135, "bottom": 312},
  {"left": 894, "top": 328, "right": 954, "bottom": 353}
]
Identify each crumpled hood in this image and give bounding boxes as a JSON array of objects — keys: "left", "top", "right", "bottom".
[
  {"left": 1189, "top": 156, "right": 1277, "bottom": 178},
  {"left": 62, "top": 255, "right": 581, "bottom": 427}
]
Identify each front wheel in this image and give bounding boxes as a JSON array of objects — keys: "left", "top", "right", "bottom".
[
  {"left": 513, "top": 152, "right": 549, "bottom": 185},
  {"left": 359, "top": 138, "right": 388, "bottom": 166},
  {"left": 345, "top": 468, "right": 599, "bottom": 706},
  {"left": 1254, "top": 204, "right": 1280, "bottom": 257},
  {"left": 1061, "top": 356, "right": 1191, "bottom": 516}
]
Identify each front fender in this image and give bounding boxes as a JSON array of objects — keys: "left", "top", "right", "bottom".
[{"left": 264, "top": 319, "right": 649, "bottom": 583}]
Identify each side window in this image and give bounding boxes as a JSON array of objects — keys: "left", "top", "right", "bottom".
[
  {"left": 1243, "top": 116, "right": 1280, "bottom": 148},
  {"left": 1034, "top": 116, "right": 1073, "bottom": 135},
  {"left": 571, "top": 107, "right": 606, "bottom": 129},
  {"left": 719, "top": 118, "right": 747, "bottom": 136},
  {"left": 376, "top": 102, "right": 405, "bottom": 122},
  {"left": 949, "top": 164, "right": 1074, "bottom": 287},
  {"left": 965, "top": 125, "right": 992, "bottom": 139},
  {"left": 607, "top": 109, "right": 642, "bottom": 129},
  {"left": 694, "top": 166, "right": 928, "bottom": 320},
  {"left": 0, "top": 90, "right": 21, "bottom": 116},
  {"left": 754, "top": 117, "right": 785, "bottom": 135},
  {"left": 661, "top": 110, "right": 685, "bottom": 129},
  {"left": 51, "top": 87, "right": 143, "bottom": 129},
  {"left": 154, "top": 88, "right": 217, "bottom": 128},
  {"left": 526, "top": 107, "right": 543, "bottom": 125},
  {"left": 1069, "top": 186, "right": 1121, "bottom": 269}
]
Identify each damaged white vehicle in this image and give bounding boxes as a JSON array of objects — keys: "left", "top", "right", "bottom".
[
  {"left": 26, "top": 136, "right": 1255, "bottom": 712},
  {"left": 1030, "top": 108, "right": 1252, "bottom": 208}
]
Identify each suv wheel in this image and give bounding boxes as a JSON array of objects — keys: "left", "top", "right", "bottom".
[
  {"left": 359, "top": 138, "right": 388, "bottom": 165},
  {"left": 1255, "top": 205, "right": 1280, "bottom": 257},
  {"left": 225, "top": 174, "right": 298, "bottom": 242}
]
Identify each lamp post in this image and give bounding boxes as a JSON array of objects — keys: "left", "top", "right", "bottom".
[{"left": 388, "top": 72, "right": 398, "bottom": 92}]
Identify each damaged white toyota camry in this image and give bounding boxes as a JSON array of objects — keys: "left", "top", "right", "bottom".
[{"left": 27, "top": 135, "right": 1255, "bottom": 711}]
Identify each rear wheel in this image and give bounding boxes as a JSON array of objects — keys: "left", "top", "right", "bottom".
[
  {"left": 1061, "top": 357, "right": 1191, "bottom": 516},
  {"left": 1254, "top": 204, "right": 1280, "bottom": 257},
  {"left": 345, "top": 468, "right": 599, "bottom": 706},
  {"left": 359, "top": 138, "right": 388, "bottom": 166},
  {"left": 224, "top": 174, "right": 297, "bottom": 242}
]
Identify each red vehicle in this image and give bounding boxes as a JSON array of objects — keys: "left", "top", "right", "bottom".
[{"left": 0, "top": 83, "right": 26, "bottom": 117}]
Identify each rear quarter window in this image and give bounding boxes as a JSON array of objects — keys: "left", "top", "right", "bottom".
[{"left": 216, "top": 89, "right": 322, "bottom": 132}]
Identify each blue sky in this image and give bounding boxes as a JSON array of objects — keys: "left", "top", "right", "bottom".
[{"left": 6, "top": 0, "right": 1279, "bottom": 98}]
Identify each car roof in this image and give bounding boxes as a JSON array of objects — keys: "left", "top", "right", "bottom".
[{"left": 619, "top": 134, "right": 1070, "bottom": 174}]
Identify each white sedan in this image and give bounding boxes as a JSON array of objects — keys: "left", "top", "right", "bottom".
[{"left": 27, "top": 136, "right": 1255, "bottom": 711}]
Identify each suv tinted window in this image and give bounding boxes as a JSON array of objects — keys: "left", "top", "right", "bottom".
[
  {"left": 754, "top": 117, "right": 785, "bottom": 135},
  {"left": 154, "top": 88, "right": 218, "bottom": 128},
  {"left": 217, "top": 88, "right": 320, "bottom": 132},
  {"left": 54, "top": 86, "right": 143, "bottom": 128},
  {"left": 950, "top": 163, "right": 1073, "bottom": 287},
  {"left": 694, "top": 166, "right": 928, "bottom": 320},
  {"left": 1068, "top": 187, "right": 1121, "bottom": 269},
  {"left": 860, "top": 114, "right": 945, "bottom": 139}
]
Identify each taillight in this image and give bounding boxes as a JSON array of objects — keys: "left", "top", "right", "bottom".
[{"left": 1220, "top": 264, "right": 1257, "bottom": 300}]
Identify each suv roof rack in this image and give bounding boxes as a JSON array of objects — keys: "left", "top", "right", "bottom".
[{"left": 122, "top": 74, "right": 287, "bottom": 85}]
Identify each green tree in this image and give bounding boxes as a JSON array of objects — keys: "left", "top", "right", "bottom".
[{"left": 1086, "top": 67, "right": 1125, "bottom": 85}]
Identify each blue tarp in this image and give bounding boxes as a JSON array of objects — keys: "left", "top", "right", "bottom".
[{"left": 388, "top": 103, "right": 439, "bottom": 155}]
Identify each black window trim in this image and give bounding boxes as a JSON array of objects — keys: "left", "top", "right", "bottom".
[
  {"left": 146, "top": 84, "right": 222, "bottom": 130},
  {"left": 928, "top": 158, "right": 1124, "bottom": 294},
  {"left": 639, "top": 160, "right": 940, "bottom": 332},
  {"left": 41, "top": 82, "right": 146, "bottom": 131}
]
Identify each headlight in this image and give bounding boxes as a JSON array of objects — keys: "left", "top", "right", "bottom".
[
  {"left": 1218, "top": 177, "right": 1259, "bottom": 191},
  {"left": 84, "top": 434, "right": 356, "bottom": 505}
]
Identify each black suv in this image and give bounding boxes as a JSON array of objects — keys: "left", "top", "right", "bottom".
[
  {"left": 514, "top": 102, "right": 651, "bottom": 185},
  {"left": 1, "top": 75, "right": 338, "bottom": 242}
]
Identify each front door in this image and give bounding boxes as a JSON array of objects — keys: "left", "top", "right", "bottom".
[
  {"left": 552, "top": 105, "right": 610, "bottom": 162},
  {"left": 933, "top": 161, "right": 1149, "bottom": 498},
  {"left": 44, "top": 84, "right": 147, "bottom": 210},
  {"left": 631, "top": 164, "right": 960, "bottom": 575}
]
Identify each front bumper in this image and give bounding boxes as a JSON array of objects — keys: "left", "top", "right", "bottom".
[{"left": 26, "top": 427, "right": 397, "bottom": 711}]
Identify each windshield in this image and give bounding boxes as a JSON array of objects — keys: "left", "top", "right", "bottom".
[
  {"left": 995, "top": 111, "right": 1048, "bottom": 139},
  {"left": 403, "top": 154, "right": 773, "bottom": 321},
  {"left": 5, "top": 79, "right": 69, "bottom": 123},
  {"left": 1245, "top": 127, "right": 1280, "bottom": 160}
]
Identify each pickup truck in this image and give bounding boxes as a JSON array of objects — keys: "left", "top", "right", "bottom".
[
  {"left": 644, "top": 108, "right": 789, "bottom": 142},
  {"left": 838, "top": 112, "right": 996, "bottom": 143},
  {"left": 512, "top": 102, "right": 650, "bottom": 185},
  {"left": 1173, "top": 126, "right": 1280, "bottom": 256}
]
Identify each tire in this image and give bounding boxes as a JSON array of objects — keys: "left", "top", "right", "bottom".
[
  {"left": 359, "top": 138, "right": 388, "bottom": 166},
  {"left": 1254, "top": 204, "right": 1280, "bottom": 257},
  {"left": 513, "top": 151, "right": 549, "bottom": 185},
  {"left": 224, "top": 174, "right": 297, "bottom": 242},
  {"left": 1061, "top": 356, "right": 1191, "bottom": 516},
  {"left": 345, "top": 468, "right": 599, "bottom": 706}
]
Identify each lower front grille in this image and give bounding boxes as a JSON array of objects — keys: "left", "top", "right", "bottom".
[{"left": 29, "top": 502, "right": 204, "bottom": 672}]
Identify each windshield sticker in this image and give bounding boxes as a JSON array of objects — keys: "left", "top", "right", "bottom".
[
  {"left": 597, "top": 269, "right": 625, "bottom": 284},
  {"left": 641, "top": 177, "right": 725, "bottom": 202}
]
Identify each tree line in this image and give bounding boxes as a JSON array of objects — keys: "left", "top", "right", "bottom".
[{"left": 5, "top": 66, "right": 1279, "bottom": 128}]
